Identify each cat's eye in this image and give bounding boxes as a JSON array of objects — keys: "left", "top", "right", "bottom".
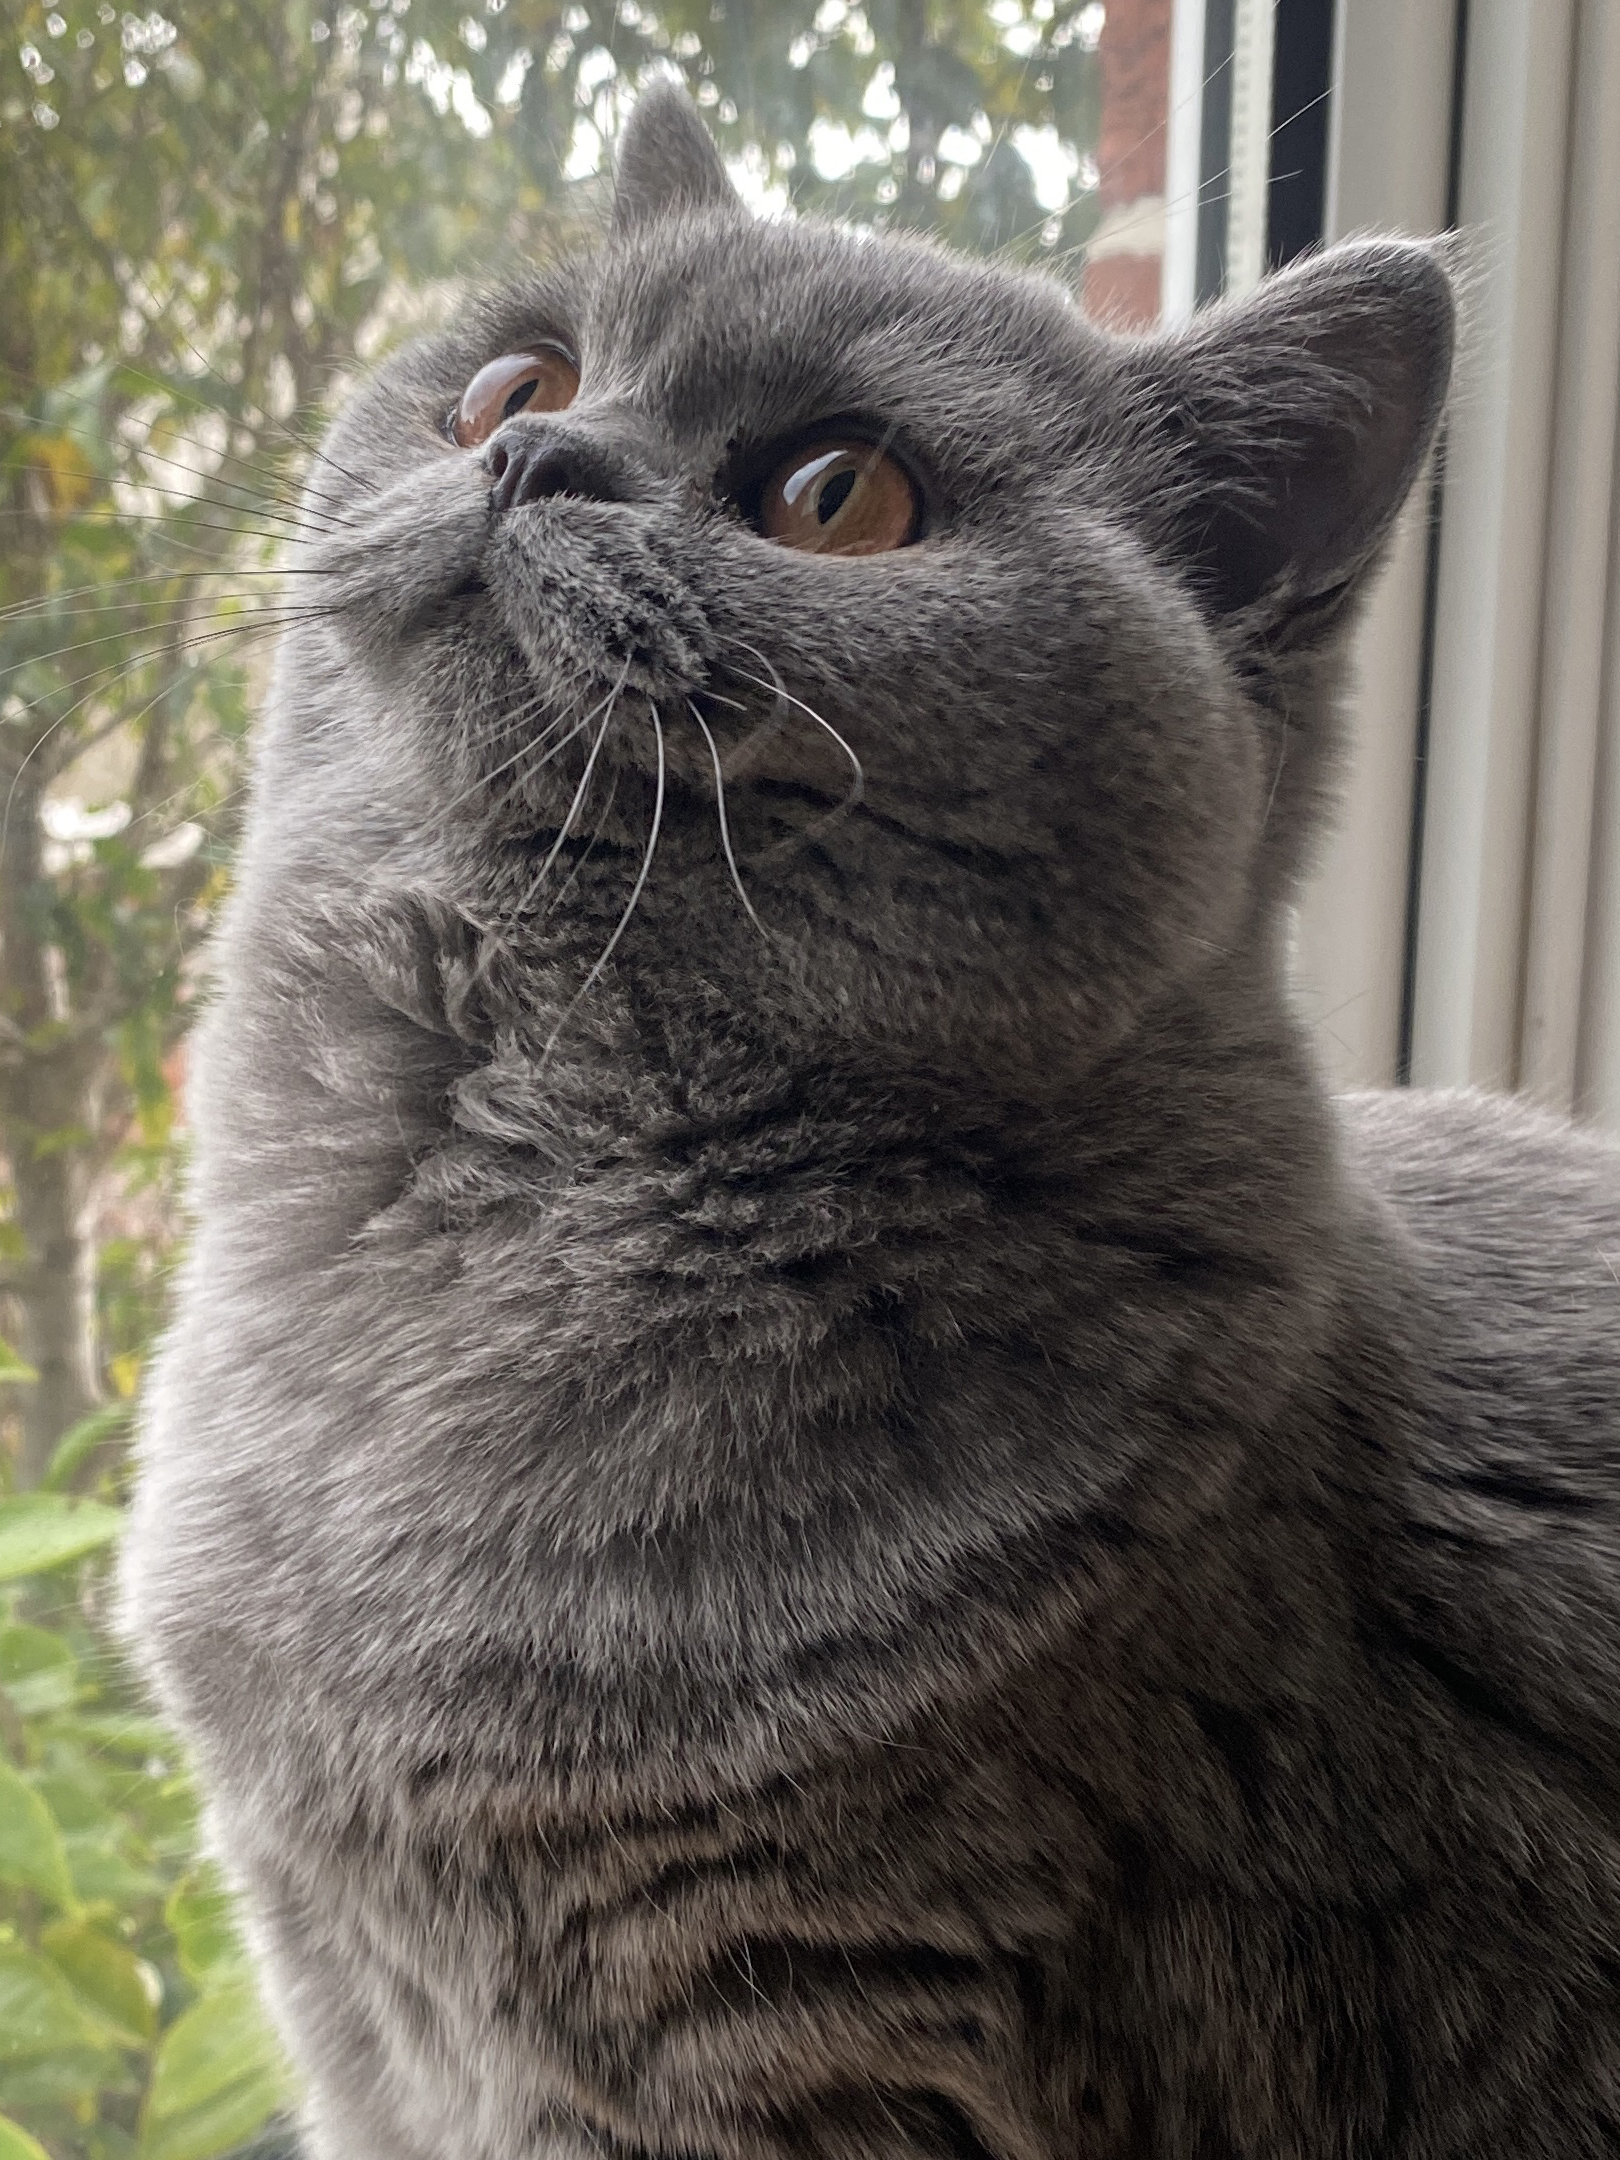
[
  {"left": 450, "top": 346, "right": 579, "bottom": 448},
  {"left": 757, "top": 436, "right": 921, "bottom": 556}
]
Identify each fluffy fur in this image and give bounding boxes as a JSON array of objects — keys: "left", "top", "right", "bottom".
[{"left": 123, "top": 85, "right": 1620, "bottom": 2159}]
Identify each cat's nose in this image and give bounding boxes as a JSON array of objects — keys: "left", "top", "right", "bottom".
[{"left": 483, "top": 421, "right": 656, "bottom": 514}]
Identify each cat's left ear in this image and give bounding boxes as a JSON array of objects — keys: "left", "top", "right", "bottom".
[
  {"left": 1123, "top": 240, "right": 1455, "bottom": 634},
  {"left": 612, "top": 80, "right": 745, "bottom": 232}
]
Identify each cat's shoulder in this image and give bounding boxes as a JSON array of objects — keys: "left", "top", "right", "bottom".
[
  {"left": 1335, "top": 1083, "right": 1620, "bottom": 1454},
  {"left": 1333, "top": 1088, "right": 1620, "bottom": 1785},
  {"left": 1338, "top": 1084, "right": 1620, "bottom": 1309}
]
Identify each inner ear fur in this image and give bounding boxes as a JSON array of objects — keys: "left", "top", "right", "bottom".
[
  {"left": 612, "top": 80, "right": 744, "bottom": 233},
  {"left": 1126, "top": 240, "right": 1456, "bottom": 627}
]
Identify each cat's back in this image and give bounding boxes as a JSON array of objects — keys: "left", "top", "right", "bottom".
[{"left": 1338, "top": 1085, "right": 1620, "bottom": 1791}]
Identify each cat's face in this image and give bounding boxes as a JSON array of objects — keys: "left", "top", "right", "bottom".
[{"left": 280, "top": 88, "right": 1452, "bottom": 1071}]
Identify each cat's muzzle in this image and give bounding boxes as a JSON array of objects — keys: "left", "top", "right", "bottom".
[{"left": 487, "top": 496, "right": 720, "bottom": 703}]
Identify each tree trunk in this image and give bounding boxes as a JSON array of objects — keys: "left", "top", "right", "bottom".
[
  {"left": 0, "top": 759, "right": 104, "bottom": 1486},
  {"left": 12, "top": 1125, "right": 99, "bottom": 1486}
]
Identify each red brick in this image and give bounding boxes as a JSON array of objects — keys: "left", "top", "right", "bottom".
[
  {"left": 1083, "top": 251, "right": 1163, "bottom": 328},
  {"left": 1095, "top": 0, "right": 1172, "bottom": 210}
]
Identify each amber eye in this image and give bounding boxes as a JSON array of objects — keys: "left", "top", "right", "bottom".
[
  {"left": 757, "top": 436, "right": 921, "bottom": 555},
  {"left": 450, "top": 346, "right": 579, "bottom": 448}
]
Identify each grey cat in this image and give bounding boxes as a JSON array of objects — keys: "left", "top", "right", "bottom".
[{"left": 122, "top": 82, "right": 1620, "bottom": 2160}]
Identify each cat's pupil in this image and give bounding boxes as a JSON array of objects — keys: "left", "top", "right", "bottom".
[
  {"left": 817, "top": 468, "right": 856, "bottom": 524},
  {"left": 502, "top": 377, "right": 541, "bottom": 421}
]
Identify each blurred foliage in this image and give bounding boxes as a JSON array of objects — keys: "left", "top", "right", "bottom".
[
  {"left": 0, "top": 1473, "right": 291, "bottom": 2159},
  {"left": 0, "top": 0, "right": 1110, "bottom": 2147}
]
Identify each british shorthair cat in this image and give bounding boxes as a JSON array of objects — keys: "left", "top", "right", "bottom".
[{"left": 124, "top": 83, "right": 1620, "bottom": 2160}]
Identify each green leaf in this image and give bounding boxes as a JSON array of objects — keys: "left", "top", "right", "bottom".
[
  {"left": 139, "top": 1980, "right": 289, "bottom": 2160},
  {"left": 85, "top": 2121, "right": 140, "bottom": 2160},
  {"left": 31, "top": 1753, "right": 117, "bottom": 1834},
  {"left": 0, "top": 1623, "right": 79, "bottom": 1717},
  {"left": 61, "top": 1828, "right": 165, "bottom": 1910},
  {"left": 41, "top": 1917, "right": 160, "bottom": 2045},
  {"left": 0, "top": 1495, "right": 124, "bottom": 1582},
  {"left": 0, "top": 2112, "right": 52, "bottom": 2160},
  {"left": 0, "top": 2044, "right": 131, "bottom": 2115},
  {"left": 138, "top": 2062, "right": 287, "bottom": 2160},
  {"left": 165, "top": 1871, "right": 246, "bottom": 1986},
  {"left": 0, "top": 1758, "right": 75, "bottom": 1908},
  {"left": 0, "top": 1941, "right": 119, "bottom": 2061},
  {"left": 0, "top": 1342, "right": 37, "bottom": 1385},
  {"left": 42, "top": 1403, "right": 134, "bottom": 1492},
  {"left": 29, "top": 1125, "right": 96, "bottom": 1162}
]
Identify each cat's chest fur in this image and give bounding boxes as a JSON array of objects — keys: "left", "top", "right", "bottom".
[
  {"left": 156, "top": 906, "right": 1620, "bottom": 2157},
  {"left": 221, "top": 1136, "right": 1620, "bottom": 2160},
  {"left": 152, "top": 888, "right": 1332, "bottom": 1800}
]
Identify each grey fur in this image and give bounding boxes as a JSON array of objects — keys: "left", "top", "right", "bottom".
[
  {"left": 123, "top": 87, "right": 1620, "bottom": 2160},
  {"left": 612, "top": 78, "right": 743, "bottom": 232}
]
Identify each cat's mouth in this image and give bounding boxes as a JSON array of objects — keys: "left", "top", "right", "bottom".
[
  {"left": 301, "top": 457, "right": 711, "bottom": 707},
  {"left": 310, "top": 457, "right": 871, "bottom": 859},
  {"left": 476, "top": 500, "right": 867, "bottom": 824}
]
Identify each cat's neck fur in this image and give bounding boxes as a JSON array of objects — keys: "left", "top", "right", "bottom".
[{"left": 186, "top": 858, "right": 1365, "bottom": 1821}]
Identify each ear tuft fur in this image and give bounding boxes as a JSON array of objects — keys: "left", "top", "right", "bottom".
[{"left": 613, "top": 81, "right": 743, "bottom": 233}]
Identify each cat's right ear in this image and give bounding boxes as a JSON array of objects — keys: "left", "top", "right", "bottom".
[
  {"left": 613, "top": 80, "right": 745, "bottom": 232},
  {"left": 1122, "top": 239, "right": 1455, "bottom": 640}
]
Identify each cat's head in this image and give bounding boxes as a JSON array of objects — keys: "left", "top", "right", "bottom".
[{"left": 281, "top": 84, "right": 1453, "bottom": 1073}]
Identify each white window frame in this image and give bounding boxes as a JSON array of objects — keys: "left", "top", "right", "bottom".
[
  {"left": 1176, "top": 0, "right": 1620, "bottom": 1127},
  {"left": 1290, "top": 0, "right": 1457, "bottom": 1090}
]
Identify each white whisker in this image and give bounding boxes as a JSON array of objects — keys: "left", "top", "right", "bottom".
[
  {"left": 541, "top": 702, "right": 666, "bottom": 1062},
  {"left": 525, "top": 669, "right": 626, "bottom": 891},
  {"left": 473, "top": 664, "right": 631, "bottom": 944},
  {"left": 0, "top": 605, "right": 335, "bottom": 690},
  {"left": 1, "top": 617, "right": 291, "bottom": 863},
  {"left": 730, "top": 645, "right": 865, "bottom": 809},
  {"left": 687, "top": 697, "right": 771, "bottom": 943},
  {"left": 541, "top": 766, "right": 621, "bottom": 921}
]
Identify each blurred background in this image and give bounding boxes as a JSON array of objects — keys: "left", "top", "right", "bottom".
[{"left": 0, "top": 0, "right": 1616, "bottom": 2152}]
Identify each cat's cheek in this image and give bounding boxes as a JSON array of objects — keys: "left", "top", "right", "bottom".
[
  {"left": 300, "top": 454, "right": 491, "bottom": 642},
  {"left": 679, "top": 527, "right": 1264, "bottom": 1050}
]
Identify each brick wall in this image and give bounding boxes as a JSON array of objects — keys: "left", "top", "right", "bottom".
[{"left": 1081, "top": 0, "right": 1171, "bottom": 328}]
